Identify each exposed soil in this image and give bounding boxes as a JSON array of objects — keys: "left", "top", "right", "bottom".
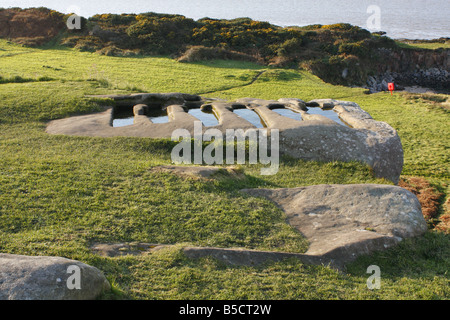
[{"left": 399, "top": 177, "right": 445, "bottom": 229}]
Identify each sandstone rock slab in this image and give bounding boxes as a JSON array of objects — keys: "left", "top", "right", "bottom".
[
  {"left": 238, "top": 184, "right": 427, "bottom": 269},
  {"left": 46, "top": 95, "right": 404, "bottom": 183},
  {"left": 182, "top": 247, "right": 324, "bottom": 267}
]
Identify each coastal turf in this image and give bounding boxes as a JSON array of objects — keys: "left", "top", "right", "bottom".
[{"left": 0, "top": 39, "right": 449, "bottom": 299}]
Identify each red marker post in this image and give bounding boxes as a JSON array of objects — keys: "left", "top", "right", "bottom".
[{"left": 388, "top": 82, "right": 395, "bottom": 95}]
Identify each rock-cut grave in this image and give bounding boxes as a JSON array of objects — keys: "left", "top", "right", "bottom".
[{"left": 47, "top": 92, "right": 404, "bottom": 184}]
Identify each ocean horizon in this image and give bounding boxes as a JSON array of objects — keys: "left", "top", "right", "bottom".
[{"left": 1, "top": 0, "right": 449, "bottom": 40}]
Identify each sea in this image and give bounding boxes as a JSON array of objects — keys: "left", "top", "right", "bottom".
[{"left": 2, "top": 0, "right": 449, "bottom": 40}]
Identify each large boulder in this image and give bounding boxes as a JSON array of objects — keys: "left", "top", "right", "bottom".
[{"left": 0, "top": 254, "right": 110, "bottom": 300}]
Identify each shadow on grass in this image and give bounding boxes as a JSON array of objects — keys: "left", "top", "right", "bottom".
[{"left": 345, "top": 231, "right": 450, "bottom": 286}]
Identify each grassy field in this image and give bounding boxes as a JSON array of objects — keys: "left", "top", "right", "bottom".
[{"left": 0, "top": 39, "right": 449, "bottom": 300}]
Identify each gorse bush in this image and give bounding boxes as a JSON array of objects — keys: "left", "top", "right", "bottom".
[
  {"left": 338, "top": 41, "right": 370, "bottom": 57},
  {"left": 1, "top": 8, "right": 441, "bottom": 87},
  {"left": 177, "top": 45, "right": 259, "bottom": 63},
  {"left": 125, "top": 15, "right": 198, "bottom": 54},
  {"left": 277, "top": 38, "right": 304, "bottom": 57}
]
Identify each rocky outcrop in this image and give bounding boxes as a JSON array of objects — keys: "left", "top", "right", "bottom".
[
  {"left": 92, "top": 92, "right": 203, "bottom": 108},
  {"left": 367, "top": 48, "right": 450, "bottom": 93},
  {"left": 85, "top": 165, "right": 427, "bottom": 271},
  {"left": 378, "top": 47, "right": 450, "bottom": 73},
  {"left": 183, "top": 247, "right": 325, "bottom": 267},
  {"left": 246, "top": 98, "right": 404, "bottom": 183},
  {"left": 0, "top": 254, "right": 110, "bottom": 300},
  {"left": 91, "top": 243, "right": 171, "bottom": 257},
  {"left": 367, "top": 68, "right": 449, "bottom": 93}
]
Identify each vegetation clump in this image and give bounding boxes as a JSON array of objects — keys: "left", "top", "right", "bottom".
[{"left": 399, "top": 177, "right": 444, "bottom": 228}]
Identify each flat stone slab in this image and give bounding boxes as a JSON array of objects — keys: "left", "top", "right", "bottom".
[
  {"left": 238, "top": 184, "right": 427, "bottom": 269},
  {"left": 88, "top": 242, "right": 328, "bottom": 269},
  {"left": 46, "top": 94, "right": 403, "bottom": 183},
  {"left": 182, "top": 247, "right": 325, "bottom": 267},
  {"left": 0, "top": 254, "right": 110, "bottom": 300}
]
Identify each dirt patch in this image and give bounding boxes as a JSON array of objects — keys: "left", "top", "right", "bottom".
[{"left": 399, "top": 177, "right": 444, "bottom": 227}]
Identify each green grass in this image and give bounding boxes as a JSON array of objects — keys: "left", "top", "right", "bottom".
[
  {"left": 395, "top": 40, "right": 450, "bottom": 50},
  {"left": 0, "top": 39, "right": 264, "bottom": 95},
  {"left": 0, "top": 40, "right": 449, "bottom": 300}
]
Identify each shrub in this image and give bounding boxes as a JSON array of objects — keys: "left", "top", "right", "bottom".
[
  {"left": 177, "top": 45, "right": 258, "bottom": 63},
  {"left": 299, "top": 24, "right": 322, "bottom": 30},
  {"left": 61, "top": 36, "right": 82, "bottom": 47},
  {"left": 13, "top": 36, "right": 48, "bottom": 47},
  {"left": 1, "top": 8, "right": 421, "bottom": 88},
  {"left": 96, "top": 45, "right": 140, "bottom": 57},
  {"left": 277, "top": 37, "right": 303, "bottom": 57},
  {"left": 125, "top": 15, "right": 198, "bottom": 54},
  {"left": 73, "top": 36, "right": 104, "bottom": 52},
  {"left": 110, "top": 14, "right": 136, "bottom": 26},
  {"left": 373, "top": 35, "right": 397, "bottom": 48},
  {"left": 338, "top": 41, "right": 369, "bottom": 57},
  {"left": 321, "top": 23, "right": 354, "bottom": 31}
]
